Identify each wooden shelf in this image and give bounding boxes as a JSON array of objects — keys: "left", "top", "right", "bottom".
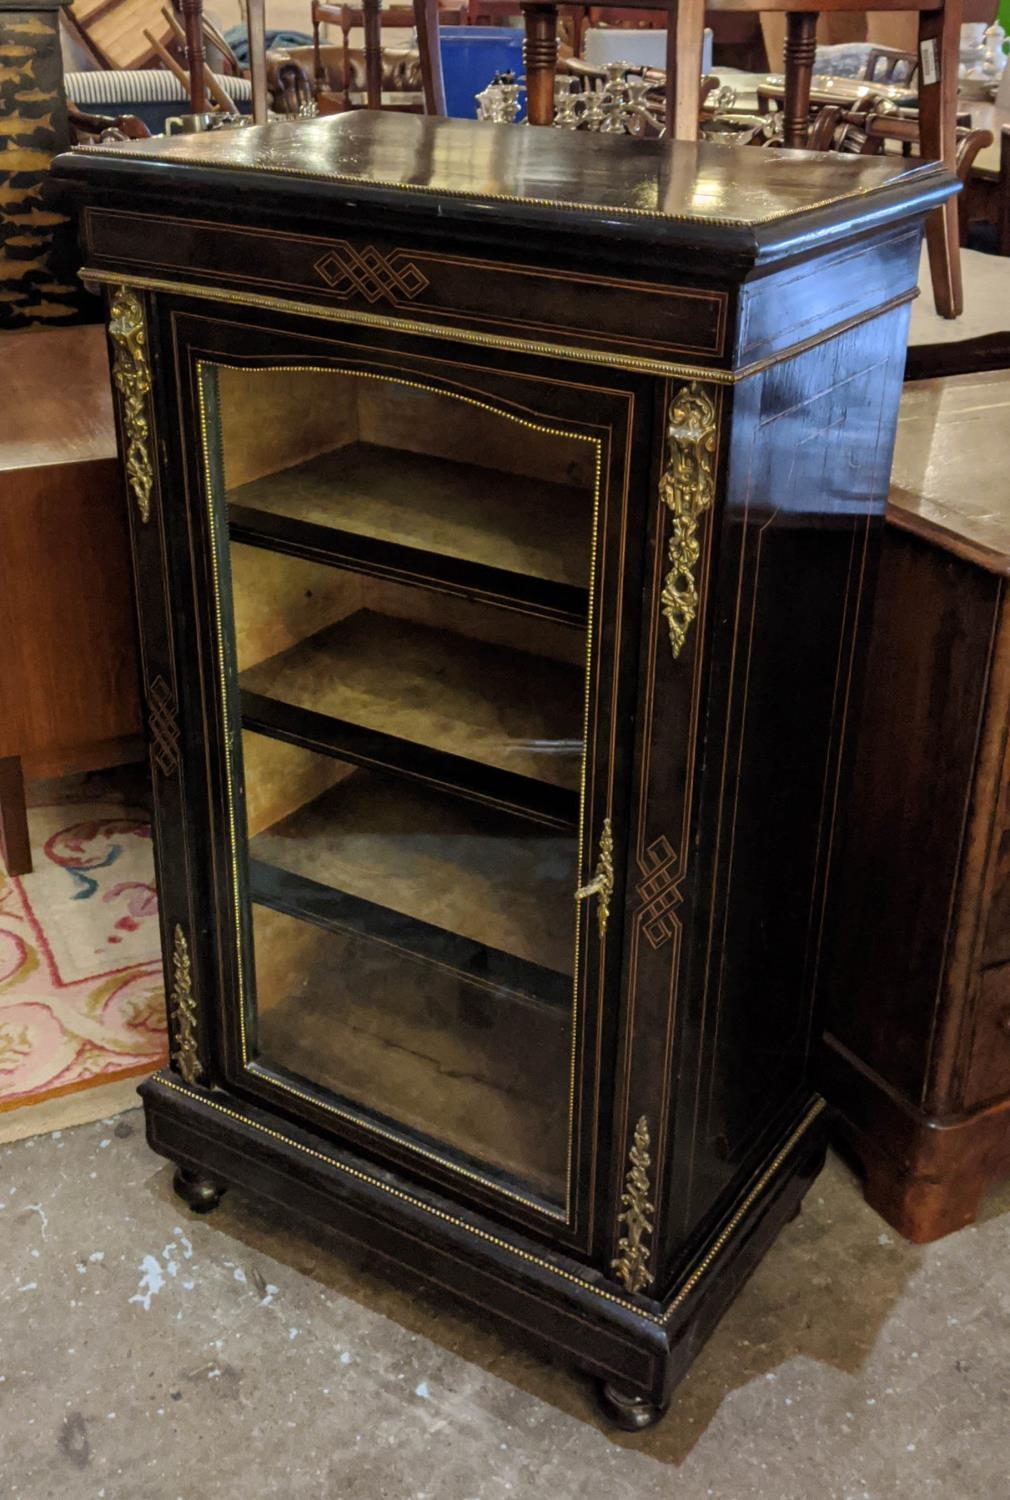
[
  {"left": 228, "top": 442, "right": 592, "bottom": 624},
  {"left": 239, "top": 609, "right": 583, "bottom": 828},
  {"left": 250, "top": 902, "right": 570, "bottom": 1201},
  {"left": 249, "top": 858, "right": 571, "bottom": 1011},
  {"left": 248, "top": 763, "right": 578, "bottom": 977}
]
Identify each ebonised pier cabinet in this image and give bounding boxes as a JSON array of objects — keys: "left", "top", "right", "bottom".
[{"left": 53, "top": 116, "right": 954, "bottom": 1427}]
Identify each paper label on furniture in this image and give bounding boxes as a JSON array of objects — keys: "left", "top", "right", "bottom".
[{"left": 919, "top": 40, "right": 939, "bottom": 87}]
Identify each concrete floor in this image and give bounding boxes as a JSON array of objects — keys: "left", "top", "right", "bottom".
[{"left": 2, "top": 1112, "right": 1008, "bottom": 1500}]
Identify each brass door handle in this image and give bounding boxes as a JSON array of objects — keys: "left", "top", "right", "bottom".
[{"left": 575, "top": 817, "right": 614, "bottom": 937}]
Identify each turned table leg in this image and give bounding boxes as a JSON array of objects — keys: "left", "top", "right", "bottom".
[
  {"left": 0, "top": 756, "right": 31, "bottom": 877},
  {"left": 782, "top": 11, "right": 817, "bottom": 149},
  {"left": 180, "top": 0, "right": 209, "bottom": 113},
  {"left": 522, "top": 2, "right": 559, "bottom": 126},
  {"left": 363, "top": 0, "right": 383, "bottom": 110}
]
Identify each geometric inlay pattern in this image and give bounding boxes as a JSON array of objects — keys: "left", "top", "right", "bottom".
[
  {"left": 147, "top": 674, "right": 181, "bottom": 777},
  {"left": 636, "top": 836, "right": 683, "bottom": 950},
  {"left": 313, "top": 241, "right": 429, "bottom": 304}
]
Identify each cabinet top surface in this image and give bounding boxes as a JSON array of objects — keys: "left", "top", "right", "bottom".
[
  {"left": 61, "top": 112, "right": 950, "bottom": 245},
  {"left": 889, "top": 370, "right": 1010, "bottom": 574}
]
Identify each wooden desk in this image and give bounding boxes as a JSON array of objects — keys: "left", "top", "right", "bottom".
[
  {"left": 0, "top": 324, "right": 141, "bottom": 874},
  {"left": 821, "top": 369, "right": 1010, "bottom": 1241}
]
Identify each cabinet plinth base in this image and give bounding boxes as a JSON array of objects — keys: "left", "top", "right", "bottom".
[
  {"left": 139, "top": 1071, "right": 826, "bottom": 1424},
  {"left": 173, "top": 1166, "right": 226, "bottom": 1214}
]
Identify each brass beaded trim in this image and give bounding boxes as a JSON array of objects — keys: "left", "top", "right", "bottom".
[
  {"left": 72, "top": 142, "right": 886, "bottom": 228},
  {"left": 153, "top": 1075, "right": 825, "bottom": 1326}
]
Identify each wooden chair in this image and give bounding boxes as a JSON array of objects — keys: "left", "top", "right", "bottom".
[
  {"left": 520, "top": 0, "right": 986, "bottom": 319},
  {"left": 809, "top": 106, "right": 993, "bottom": 246},
  {"left": 863, "top": 44, "right": 918, "bottom": 86},
  {"left": 311, "top": 0, "right": 456, "bottom": 112}
]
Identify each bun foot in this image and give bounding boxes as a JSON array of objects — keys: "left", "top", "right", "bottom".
[
  {"left": 598, "top": 1380, "right": 664, "bottom": 1430},
  {"left": 173, "top": 1166, "right": 225, "bottom": 1214}
]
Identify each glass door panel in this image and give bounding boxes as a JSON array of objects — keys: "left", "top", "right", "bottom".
[{"left": 203, "top": 360, "right": 599, "bottom": 1207}]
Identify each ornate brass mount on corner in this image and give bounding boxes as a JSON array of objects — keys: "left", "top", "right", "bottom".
[
  {"left": 576, "top": 817, "right": 614, "bottom": 938},
  {"left": 168, "top": 925, "right": 201, "bottom": 1086},
  {"left": 108, "top": 285, "right": 155, "bottom": 523},
  {"left": 659, "top": 382, "right": 718, "bottom": 658},
  {"left": 612, "top": 1115, "right": 655, "bottom": 1294}
]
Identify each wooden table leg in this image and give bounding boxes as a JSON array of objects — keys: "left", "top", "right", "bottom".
[
  {"left": 0, "top": 756, "right": 31, "bottom": 877},
  {"left": 363, "top": 0, "right": 383, "bottom": 109},
  {"left": 782, "top": 10, "right": 817, "bottom": 150},
  {"left": 918, "top": 0, "right": 964, "bottom": 318},
  {"left": 522, "top": 2, "right": 559, "bottom": 126},
  {"left": 668, "top": 0, "right": 704, "bottom": 141}
]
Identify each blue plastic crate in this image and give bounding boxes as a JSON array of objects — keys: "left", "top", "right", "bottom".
[{"left": 439, "top": 26, "right": 525, "bottom": 120}]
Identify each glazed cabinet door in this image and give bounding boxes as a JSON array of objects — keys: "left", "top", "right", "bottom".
[{"left": 133, "top": 290, "right": 653, "bottom": 1254}]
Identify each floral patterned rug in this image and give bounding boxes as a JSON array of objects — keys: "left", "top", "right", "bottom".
[{"left": 0, "top": 783, "right": 167, "bottom": 1111}]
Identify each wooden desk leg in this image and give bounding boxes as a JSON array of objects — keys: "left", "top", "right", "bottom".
[
  {"left": 919, "top": 1, "right": 964, "bottom": 318},
  {"left": 363, "top": 0, "right": 383, "bottom": 109},
  {"left": 522, "top": 2, "right": 559, "bottom": 126},
  {"left": 415, "top": 0, "right": 447, "bottom": 114},
  {"left": 668, "top": 0, "right": 704, "bottom": 140},
  {"left": 782, "top": 11, "right": 817, "bottom": 149},
  {"left": 0, "top": 756, "right": 31, "bottom": 878}
]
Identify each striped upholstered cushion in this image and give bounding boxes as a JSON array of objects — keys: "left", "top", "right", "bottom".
[{"left": 64, "top": 70, "right": 252, "bottom": 106}]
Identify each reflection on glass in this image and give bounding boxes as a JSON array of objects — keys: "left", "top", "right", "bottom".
[{"left": 210, "top": 363, "right": 596, "bottom": 1203}]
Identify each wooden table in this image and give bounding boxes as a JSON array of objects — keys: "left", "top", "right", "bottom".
[
  {"left": 820, "top": 368, "right": 1010, "bottom": 1241},
  {"left": 0, "top": 323, "right": 141, "bottom": 875}
]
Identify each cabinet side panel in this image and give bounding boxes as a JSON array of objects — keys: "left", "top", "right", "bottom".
[
  {"left": 821, "top": 535, "right": 997, "bottom": 1108},
  {"left": 662, "top": 312, "right": 907, "bottom": 1259}
]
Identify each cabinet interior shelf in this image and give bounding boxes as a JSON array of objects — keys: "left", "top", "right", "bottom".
[
  {"left": 247, "top": 762, "right": 578, "bottom": 978},
  {"left": 227, "top": 442, "right": 592, "bottom": 624},
  {"left": 239, "top": 609, "right": 582, "bottom": 830},
  {"left": 249, "top": 859, "right": 572, "bottom": 1013}
]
